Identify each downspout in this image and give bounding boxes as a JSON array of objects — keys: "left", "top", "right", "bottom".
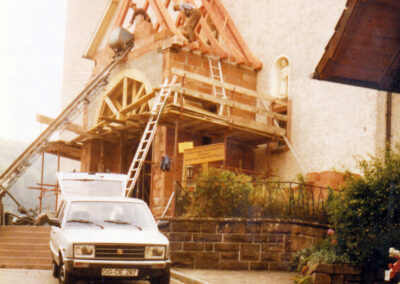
[{"left": 386, "top": 92, "right": 392, "bottom": 150}]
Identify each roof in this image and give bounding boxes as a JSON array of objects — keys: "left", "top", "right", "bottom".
[
  {"left": 84, "top": 0, "right": 262, "bottom": 69},
  {"left": 313, "top": 0, "right": 400, "bottom": 93}
]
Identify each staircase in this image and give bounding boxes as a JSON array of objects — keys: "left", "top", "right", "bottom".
[{"left": 0, "top": 226, "right": 51, "bottom": 270}]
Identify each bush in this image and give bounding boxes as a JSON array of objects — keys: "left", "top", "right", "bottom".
[
  {"left": 186, "top": 168, "right": 253, "bottom": 218},
  {"left": 329, "top": 145, "right": 400, "bottom": 271}
]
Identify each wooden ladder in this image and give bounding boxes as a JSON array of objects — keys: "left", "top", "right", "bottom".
[
  {"left": 125, "top": 76, "right": 177, "bottom": 198},
  {"left": 0, "top": 45, "right": 133, "bottom": 204},
  {"left": 208, "top": 58, "right": 229, "bottom": 116}
]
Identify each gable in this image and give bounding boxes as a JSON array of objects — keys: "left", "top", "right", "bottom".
[{"left": 84, "top": 0, "right": 262, "bottom": 69}]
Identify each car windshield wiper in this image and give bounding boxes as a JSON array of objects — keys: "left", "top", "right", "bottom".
[
  {"left": 67, "top": 219, "right": 104, "bottom": 229},
  {"left": 104, "top": 220, "right": 142, "bottom": 230}
]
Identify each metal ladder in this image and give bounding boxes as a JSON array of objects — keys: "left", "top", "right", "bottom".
[
  {"left": 125, "top": 76, "right": 177, "bottom": 198},
  {"left": 0, "top": 45, "right": 133, "bottom": 205},
  {"left": 208, "top": 58, "right": 229, "bottom": 116}
]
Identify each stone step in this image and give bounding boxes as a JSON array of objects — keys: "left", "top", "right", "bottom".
[
  {"left": 0, "top": 262, "right": 52, "bottom": 270},
  {"left": 0, "top": 249, "right": 51, "bottom": 258},
  {"left": 0, "top": 226, "right": 51, "bottom": 232},
  {"left": 0, "top": 256, "right": 52, "bottom": 266},
  {"left": 0, "top": 230, "right": 50, "bottom": 238},
  {"left": 0, "top": 243, "right": 49, "bottom": 252},
  {"left": 0, "top": 236, "right": 50, "bottom": 244}
]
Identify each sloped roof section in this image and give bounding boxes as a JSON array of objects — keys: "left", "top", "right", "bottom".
[
  {"left": 85, "top": 0, "right": 262, "bottom": 69},
  {"left": 314, "top": 0, "right": 400, "bottom": 93}
]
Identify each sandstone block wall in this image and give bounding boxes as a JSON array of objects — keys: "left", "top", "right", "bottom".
[{"left": 160, "top": 218, "right": 328, "bottom": 270}]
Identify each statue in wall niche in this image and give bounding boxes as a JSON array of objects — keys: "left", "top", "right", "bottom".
[{"left": 279, "top": 58, "right": 289, "bottom": 99}]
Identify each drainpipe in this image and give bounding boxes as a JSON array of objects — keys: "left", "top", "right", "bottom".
[{"left": 386, "top": 92, "right": 392, "bottom": 150}]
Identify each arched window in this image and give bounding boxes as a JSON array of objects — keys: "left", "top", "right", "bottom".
[{"left": 271, "top": 56, "right": 290, "bottom": 99}]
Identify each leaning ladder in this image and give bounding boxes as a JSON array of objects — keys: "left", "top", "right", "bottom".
[
  {"left": 208, "top": 58, "right": 229, "bottom": 116},
  {"left": 125, "top": 76, "right": 177, "bottom": 198},
  {"left": 0, "top": 45, "right": 133, "bottom": 202}
]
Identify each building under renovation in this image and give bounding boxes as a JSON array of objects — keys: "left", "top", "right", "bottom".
[{"left": 1, "top": 0, "right": 400, "bottom": 217}]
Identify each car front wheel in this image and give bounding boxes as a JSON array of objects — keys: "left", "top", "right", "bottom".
[
  {"left": 59, "top": 261, "right": 75, "bottom": 284},
  {"left": 52, "top": 261, "right": 59, "bottom": 278}
]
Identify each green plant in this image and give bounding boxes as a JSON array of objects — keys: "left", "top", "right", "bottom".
[
  {"left": 294, "top": 275, "right": 312, "bottom": 284},
  {"left": 330, "top": 144, "right": 400, "bottom": 270}
]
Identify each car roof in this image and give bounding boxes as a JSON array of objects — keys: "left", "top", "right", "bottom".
[{"left": 64, "top": 196, "right": 146, "bottom": 204}]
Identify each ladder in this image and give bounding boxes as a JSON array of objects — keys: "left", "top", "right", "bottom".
[
  {"left": 0, "top": 45, "right": 133, "bottom": 204},
  {"left": 208, "top": 58, "right": 229, "bottom": 116},
  {"left": 125, "top": 76, "right": 177, "bottom": 198}
]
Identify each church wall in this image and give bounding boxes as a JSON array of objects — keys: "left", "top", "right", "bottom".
[{"left": 222, "top": 0, "right": 383, "bottom": 179}]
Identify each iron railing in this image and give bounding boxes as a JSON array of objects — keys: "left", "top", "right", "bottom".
[{"left": 175, "top": 181, "right": 338, "bottom": 223}]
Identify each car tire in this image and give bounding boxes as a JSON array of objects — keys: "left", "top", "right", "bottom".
[
  {"left": 59, "top": 260, "right": 76, "bottom": 284},
  {"left": 150, "top": 269, "right": 170, "bottom": 284},
  {"left": 52, "top": 261, "right": 59, "bottom": 278}
]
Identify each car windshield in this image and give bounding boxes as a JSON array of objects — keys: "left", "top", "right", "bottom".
[{"left": 65, "top": 201, "right": 155, "bottom": 230}]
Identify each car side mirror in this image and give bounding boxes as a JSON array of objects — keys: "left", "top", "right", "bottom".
[{"left": 157, "top": 220, "right": 170, "bottom": 230}]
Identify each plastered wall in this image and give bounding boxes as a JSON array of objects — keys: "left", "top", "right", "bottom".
[{"left": 222, "top": 0, "right": 386, "bottom": 179}]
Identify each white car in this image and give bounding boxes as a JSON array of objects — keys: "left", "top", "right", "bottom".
[{"left": 49, "top": 196, "right": 171, "bottom": 284}]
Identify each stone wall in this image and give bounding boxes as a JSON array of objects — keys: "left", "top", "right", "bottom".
[
  {"left": 306, "top": 263, "right": 361, "bottom": 284},
  {"left": 160, "top": 217, "right": 328, "bottom": 270}
]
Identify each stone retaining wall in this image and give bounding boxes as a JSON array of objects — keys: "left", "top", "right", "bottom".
[{"left": 159, "top": 217, "right": 329, "bottom": 270}]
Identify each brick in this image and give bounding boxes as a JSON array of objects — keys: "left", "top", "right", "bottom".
[
  {"left": 168, "top": 232, "right": 192, "bottom": 242},
  {"left": 269, "top": 234, "right": 284, "bottom": 243},
  {"left": 262, "top": 223, "right": 291, "bottom": 234},
  {"left": 262, "top": 243, "right": 284, "bottom": 252},
  {"left": 220, "top": 252, "right": 239, "bottom": 261},
  {"left": 250, "top": 261, "right": 269, "bottom": 270},
  {"left": 170, "top": 241, "right": 183, "bottom": 251},
  {"left": 253, "top": 234, "right": 268, "bottom": 243},
  {"left": 290, "top": 236, "right": 313, "bottom": 252},
  {"left": 214, "top": 243, "right": 239, "bottom": 252},
  {"left": 234, "top": 223, "right": 246, "bottom": 234},
  {"left": 201, "top": 222, "right": 217, "bottom": 233},
  {"left": 170, "top": 251, "right": 195, "bottom": 268},
  {"left": 240, "top": 244, "right": 261, "bottom": 261},
  {"left": 217, "top": 222, "right": 234, "bottom": 233},
  {"left": 332, "top": 264, "right": 361, "bottom": 275},
  {"left": 261, "top": 252, "right": 281, "bottom": 262},
  {"left": 194, "top": 252, "right": 220, "bottom": 269},
  {"left": 220, "top": 260, "right": 249, "bottom": 270},
  {"left": 204, "top": 243, "right": 214, "bottom": 251},
  {"left": 245, "top": 222, "right": 261, "bottom": 233},
  {"left": 193, "top": 233, "right": 222, "bottom": 242},
  {"left": 223, "top": 234, "right": 253, "bottom": 243},
  {"left": 183, "top": 242, "right": 204, "bottom": 251},
  {"left": 172, "top": 221, "right": 201, "bottom": 233},
  {"left": 269, "top": 261, "right": 290, "bottom": 271},
  {"left": 332, "top": 275, "right": 344, "bottom": 284},
  {"left": 308, "top": 263, "right": 334, "bottom": 274},
  {"left": 311, "top": 272, "right": 331, "bottom": 284}
]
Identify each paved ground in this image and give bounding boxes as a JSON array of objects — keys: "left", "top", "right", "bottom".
[
  {"left": 0, "top": 268, "right": 297, "bottom": 284},
  {"left": 173, "top": 268, "right": 297, "bottom": 284}
]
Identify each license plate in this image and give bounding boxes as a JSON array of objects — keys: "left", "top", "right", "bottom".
[{"left": 101, "top": 268, "right": 138, "bottom": 277}]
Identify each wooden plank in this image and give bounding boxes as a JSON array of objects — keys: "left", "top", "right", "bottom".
[
  {"left": 123, "top": 77, "right": 128, "bottom": 108},
  {"left": 172, "top": 86, "right": 288, "bottom": 122},
  {"left": 36, "top": 114, "right": 83, "bottom": 134},
  {"left": 184, "top": 143, "right": 225, "bottom": 165},
  {"left": 104, "top": 96, "right": 119, "bottom": 115},
  {"left": 167, "top": 103, "right": 286, "bottom": 137},
  {"left": 114, "top": 0, "right": 131, "bottom": 27},
  {"left": 172, "top": 68, "right": 286, "bottom": 104},
  {"left": 120, "top": 91, "right": 155, "bottom": 114}
]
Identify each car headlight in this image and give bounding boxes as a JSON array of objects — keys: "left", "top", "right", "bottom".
[
  {"left": 145, "top": 246, "right": 165, "bottom": 259},
  {"left": 74, "top": 245, "right": 95, "bottom": 258}
]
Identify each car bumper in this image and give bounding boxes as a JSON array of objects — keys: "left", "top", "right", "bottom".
[{"left": 64, "top": 259, "right": 171, "bottom": 279}]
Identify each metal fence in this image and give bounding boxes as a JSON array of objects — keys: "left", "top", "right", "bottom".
[{"left": 175, "top": 181, "right": 338, "bottom": 223}]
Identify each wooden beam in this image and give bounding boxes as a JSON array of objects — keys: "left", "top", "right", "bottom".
[
  {"left": 120, "top": 91, "right": 155, "bottom": 114},
  {"left": 171, "top": 68, "right": 286, "bottom": 104},
  {"left": 36, "top": 114, "right": 83, "bottom": 134},
  {"left": 123, "top": 77, "right": 128, "bottom": 108},
  {"left": 172, "top": 86, "right": 288, "bottom": 122},
  {"left": 104, "top": 96, "right": 119, "bottom": 115},
  {"left": 114, "top": 0, "right": 131, "bottom": 27}
]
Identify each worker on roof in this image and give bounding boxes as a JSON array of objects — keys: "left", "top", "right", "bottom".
[{"left": 173, "top": 0, "right": 201, "bottom": 43}]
